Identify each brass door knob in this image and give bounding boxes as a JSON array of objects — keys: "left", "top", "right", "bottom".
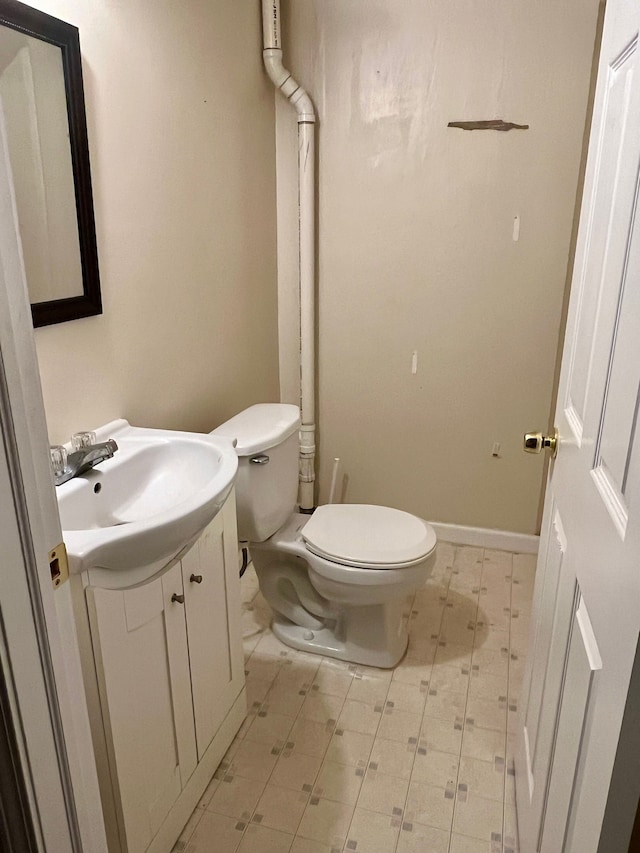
[{"left": 524, "top": 428, "right": 558, "bottom": 458}]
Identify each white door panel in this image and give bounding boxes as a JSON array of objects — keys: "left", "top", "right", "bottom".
[
  {"left": 0, "top": 103, "right": 106, "bottom": 850},
  {"left": 516, "top": 1, "right": 640, "bottom": 850}
]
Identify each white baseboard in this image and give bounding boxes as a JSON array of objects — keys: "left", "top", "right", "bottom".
[{"left": 428, "top": 522, "right": 539, "bottom": 554}]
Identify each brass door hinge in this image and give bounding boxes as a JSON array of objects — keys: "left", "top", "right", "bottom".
[{"left": 49, "top": 542, "right": 69, "bottom": 589}]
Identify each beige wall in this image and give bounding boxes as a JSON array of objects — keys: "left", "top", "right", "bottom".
[
  {"left": 27, "top": 0, "right": 279, "bottom": 444},
  {"left": 277, "top": 0, "right": 599, "bottom": 534}
]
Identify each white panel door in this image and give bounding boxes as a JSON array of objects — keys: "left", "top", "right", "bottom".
[
  {"left": 516, "top": 1, "right": 640, "bottom": 850},
  {"left": 87, "top": 564, "right": 197, "bottom": 853},
  {"left": 182, "top": 492, "right": 245, "bottom": 759},
  {"left": 0, "top": 103, "right": 106, "bottom": 851}
]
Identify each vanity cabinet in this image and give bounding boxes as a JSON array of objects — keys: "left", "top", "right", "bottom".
[
  {"left": 74, "top": 492, "right": 246, "bottom": 853},
  {"left": 180, "top": 517, "right": 244, "bottom": 759}
]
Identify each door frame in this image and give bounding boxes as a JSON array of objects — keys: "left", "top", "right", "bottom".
[{"left": 0, "top": 101, "right": 107, "bottom": 851}]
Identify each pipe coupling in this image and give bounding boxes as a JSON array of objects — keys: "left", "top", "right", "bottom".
[{"left": 299, "top": 455, "right": 316, "bottom": 483}]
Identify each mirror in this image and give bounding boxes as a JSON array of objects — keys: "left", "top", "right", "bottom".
[{"left": 0, "top": 0, "right": 100, "bottom": 327}]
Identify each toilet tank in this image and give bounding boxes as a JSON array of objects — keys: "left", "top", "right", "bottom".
[{"left": 211, "top": 404, "right": 300, "bottom": 542}]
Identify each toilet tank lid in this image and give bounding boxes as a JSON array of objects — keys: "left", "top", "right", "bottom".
[{"left": 211, "top": 404, "right": 300, "bottom": 456}]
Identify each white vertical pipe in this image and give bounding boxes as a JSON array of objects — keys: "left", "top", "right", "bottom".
[
  {"left": 261, "top": 0, "right": 317, "bottom": 511},
  {"left": 328, "top": 458, "right": 340, "bottom": 504}
]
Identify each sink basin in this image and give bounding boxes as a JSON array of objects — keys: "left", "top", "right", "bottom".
[{"left": 56, "top": 419, "right": 238, "bottom": 574}]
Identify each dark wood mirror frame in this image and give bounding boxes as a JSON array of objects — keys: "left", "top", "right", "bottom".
[{"left": 0, "top": 0, "right": 101, "bottom": 327}]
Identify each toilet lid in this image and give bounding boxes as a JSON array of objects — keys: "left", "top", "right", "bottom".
[{"left": 302, "top": 504, "right": 436, "bottom": 569}]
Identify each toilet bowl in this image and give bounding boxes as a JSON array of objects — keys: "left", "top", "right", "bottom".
[{"left": 212, "top": 404, "right": 437, "bottom": 668}]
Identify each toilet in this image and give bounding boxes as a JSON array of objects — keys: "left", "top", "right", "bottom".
[{"left": 212, "top": 403, "right": 437, "bottom": 668}]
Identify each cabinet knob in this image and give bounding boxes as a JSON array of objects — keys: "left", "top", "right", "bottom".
[
  {"left": 171, "top": 593, "right": 185, "bottom": 604},
  {"left": 190, "top": 574, "right": 203, "bottom": 584}
]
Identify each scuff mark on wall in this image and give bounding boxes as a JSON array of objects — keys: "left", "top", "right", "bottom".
[{"left": 448, "top": 119, "right": 529, "bottom": 131}]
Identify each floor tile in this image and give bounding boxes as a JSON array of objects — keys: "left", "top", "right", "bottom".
[
  {"left": 458, "top": 756, "right": 505, "bottom": 802},
  {"left": 411, "top": 748, "right": 459, "bottom": 788},
  {"left": 254, "top": 632, "right": 297, "bottom": 659},
  {"left": 265, "top": 684, "right": 307, "bottom": 717},
  {"left": 358, "top": 769, "right": 409, "bottom": 817},
  {"left": 313, "top": 760, "right": 363, "bottom": 805},
  {"left": 461, "top": 726, "right": 506, "bottom": 764},
  {"left": 244, "top": 711, "right": 296, "bottom": 745},
  {"left": 369, "top": 736, "right": 416, "bottom": 780},
  {"left": 185, "top": 811, "right": 245, "bottom": 853},
  {"left": 345, "top": 807, "right": 401, "bottom": 853},
  {"left": 289, "top": 839, "right": 336, "bottom": 853},
  {"left": 346, "top": 675, "right": 389, "bottom": 706},
  {"left": 289, "top": 717, "right": 334, "bottom": 757},
  {"left": 419, "top": 716, "right": 463, "bottom": 756},
  {"left": 353, "top": 664, "right": 393, "bottom": 684},
  {"left": 425, "top": 686, "right": 467, "bottom": 724},
  {"left": 467, "top": 670, "right": 508, "bottom": 701},
  {"left": 299, "top": 692, "right": 344, "bottom": 726},
  {"left": 440, "top": 619, "right": 476, "bottom": 648},
  {"left": 337, "top": 699, "right": 382, "bottom": 736},
  {"left": 429, "top": 664, "right": 470, "bottom": 695},
  {"left": 253, "top": 784, "right": 308, "bottom": 835},
  {"left": 270, "top": 751, "right": 323, "bottom": 792},
  {"left": 206, "top": 776, "right": 265, "bottom": 820},
  {"left": 297, "top": 797, "right": 353, "bottom": 848},
  {"left": 312, "top": 662, "right": 354, "bottom": 698},
  {"left": 391, "top": 658, "right": 433, "bottom": 687},
  {"left": 406, "top": 635, "right": 439, "bottom": 662},
  {"left": 396, "top": 820, "right": 450, "bottom": 853},
  {"left": 325, "top": 729, "right": 374, "bottom": 768},
  {"left": 471, "top": 648, "right": 509, "bottom": 679},
  {"left": 376, "top": 707, "right": 422, "bottom": 743},
  {"left": 245, "top": 655, "right": 283, "bottom": 684},
  {"left": 230, "top": 741, "right": 279, "bottom": 783},
  {"left": 434, "top": 643, "right": 473, "bottom": 669},
  {"left": 478, "top": 606, "right": 510, "bottom": 633},
  {"left": 275, "top": 660, "right": 321, "bottom": 692},
  {"left": 465, "top": 696, "right": 507, "bottom": 732},
  {"left": 405, "top": 780, "right": 455, "bottom": 832},
  {"left": 246, "top": 678, "right": 271, "bottom": 709},
  {"left": 475, "top": 629, "right": 510, "bottom": 653},
  {"left": 386, "top": 680, "right": 428, "bottom": 715},
  {"left": 453, "top": 792, "right": 504, "bottom": 842},
  {"left": 449, "top": 835, "right": 494, "bottom": 853},
  {"left": 237, "top": 823, "right": 294, "bottom": 853}
]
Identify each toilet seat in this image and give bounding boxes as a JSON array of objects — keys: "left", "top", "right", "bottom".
[{"left": 302, "top": 504, "right": 436, "bottom": 569}]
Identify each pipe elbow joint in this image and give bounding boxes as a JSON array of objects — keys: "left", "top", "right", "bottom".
[
  {"left": 262, "top": 49, "right": 316, "bottom": 122},
  {"left": 291, "top": 89, "right": 316, "bottom": 123},
  {"left": 262, "top": 48, "right": 291, "bottom": 90}
]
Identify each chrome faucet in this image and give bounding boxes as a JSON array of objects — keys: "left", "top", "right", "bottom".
[{"left": 53, "top": 439, "right": 118, "bottom": 486}]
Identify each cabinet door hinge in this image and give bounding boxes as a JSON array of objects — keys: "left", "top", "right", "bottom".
[{"left": 49, "top": 542, "right": 69, "bottom": 589}]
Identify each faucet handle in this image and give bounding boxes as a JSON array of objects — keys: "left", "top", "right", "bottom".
[
  {"left": 71, "top": 431, "right": 97, "bottom": 451},
  {"left": 50, "top": 445, "right": 67, "bottom": 478}
]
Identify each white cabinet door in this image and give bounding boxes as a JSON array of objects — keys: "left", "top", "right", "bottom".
[
  {"left": 181, "top": 493, "right": 245, "bottom": 759},
  {"left": 87, "top": 564, "right": 197, "bottom": 853}
]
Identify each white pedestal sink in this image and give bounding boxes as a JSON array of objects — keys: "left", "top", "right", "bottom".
[{"left": 56, "top": 419, "right": 238, "bottom": 575}]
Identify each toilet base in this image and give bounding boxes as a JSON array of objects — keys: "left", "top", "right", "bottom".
[
  {"left": 250, "top": 513, "right": 430, "bottom": 668},
  {"left": 271, "top": 599, "right": 410, "bottom": 669}
]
